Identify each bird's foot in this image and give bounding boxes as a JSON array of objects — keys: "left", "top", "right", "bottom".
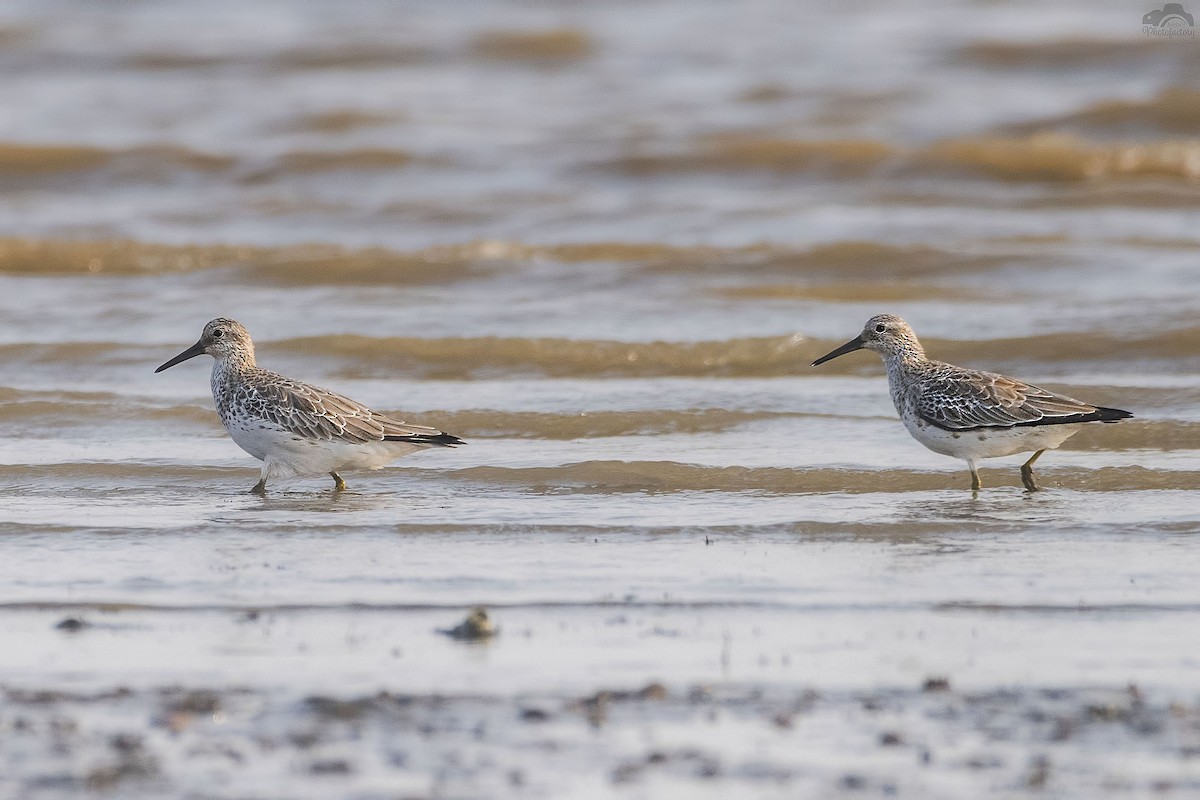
[
  {"left": 330, "top": 472, "right": 347, "bottom": 491},
  {"left": 250, "top": 479, "right": 267, "bottom": 495}
]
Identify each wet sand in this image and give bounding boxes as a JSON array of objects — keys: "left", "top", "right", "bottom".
[{"left": 9, "top": 679, "right": 1200, "bottom": 798}]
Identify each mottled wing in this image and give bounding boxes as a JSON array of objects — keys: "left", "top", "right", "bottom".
[
  {"left": 245, "top": 371, "right": 460, "bottom": 445},
  {"left": 915, "top": 366, "right": 1108, "bottom": 431}
]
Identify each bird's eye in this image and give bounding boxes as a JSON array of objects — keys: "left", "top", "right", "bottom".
[
  {"left": 874, "top": 324, "right": 886, "bottom": 333},
  {"left": 212, "top": 329, "right": 224, "bottom": 339}
]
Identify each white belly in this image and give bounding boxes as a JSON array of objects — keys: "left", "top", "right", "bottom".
[
  {"left": 221, "top": 415, "right": 426, "bottom": 477},
  {"left": 901, "top": 412, "right": 1082, "bottom": 463}
]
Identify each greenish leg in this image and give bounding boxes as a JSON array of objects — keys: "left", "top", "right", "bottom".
[
  {"left": 970, "top": 469, "right": 982, "bottom": 492},
  {"left": 250, "top": 479, "right": 267, "bottom": 495},
  {"left": 330, "top": 472, "right": 347, "bottom": 491},
  {"left": 1021, "top": 449, "right": 1045, "bottom": 492}
]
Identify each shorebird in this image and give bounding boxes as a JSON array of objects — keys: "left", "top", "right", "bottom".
[
  {"left": 811, "top": 314, "right": 1132, "bottom": 491},
  {"left": 156, "top": 318, "right": 463, "bottom": 494}
]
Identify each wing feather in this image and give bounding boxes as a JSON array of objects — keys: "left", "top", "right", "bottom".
[
  {"left": 916, "top": 366, "right": 1114, "bottom": 431},
  {"left": 237, "top": 369, "right": 461, "bottom": 446}
]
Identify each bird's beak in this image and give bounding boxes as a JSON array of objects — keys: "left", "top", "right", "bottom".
[
  {"left": 155, "top": 339, "right": 206, "bottom": 373},
  {"left": 812, "top": 335, "right": 866, "bottom": 367}
]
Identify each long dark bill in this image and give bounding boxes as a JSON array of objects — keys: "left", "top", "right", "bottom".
[
  {"left": 811, "top": 335, "right": 866, "bottom": 367},
  {"left": 155, "top": 339, "right": 206, "bottom": 373}
]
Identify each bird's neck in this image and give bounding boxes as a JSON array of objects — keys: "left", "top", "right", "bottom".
[
  {"left": 882, "top": 341, "right": 928, "bottom": 374},
  {"left": 209, "top": 354, "right": 257, "bottom": 415},
  {"left": 882, "top": 345, "right": 929, "bottom": 417},
  {"left": 210, "top": 352, "right": 257, "bottom": 385}
]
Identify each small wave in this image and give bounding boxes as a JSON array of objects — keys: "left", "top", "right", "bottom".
[
  {"left": 1069, "top": 420, "right": 1200, "bottom": 452},
  {"left": 2, "top": 323, "right": 1195, "bottom": 378},
  {"left": 954, "top": 38, "right": 1173, "bottom": 69},
  {"left": 380, "top": 409, "right": 788, "bottom": 439},
  {"left": 0, "top": 142, "right": 233, "bottom": 176},
  {"left": 716, "top": 282, "right": 997, "bottom": 303},
  {"left": 613, "top": 135, "right": 893, "bottom": 176},
  {"left": 279, "top": 110, "right": 397, "bottom": 135},
  {"left": 125, "top": 32, "right": 592, "bottom": 73},
  {"left": 277, "top": 334, "right": 815, "bottom": 378},
  {"left": 544, "top": 240, "right": 1009, "bottom": 278},
  {"left": 1, "top": 460, "right": 1193, "bottom": 494},
  {"left": 0, "top": 140, "right": 417, "bottom": 181},
  {"left": 274, "top": 148, "right": 412, "bottom": 172},
  {"left": 1018, "top": 183, "right": 1200, "bottom": 210},
  {"left": 124, "top": 44, "right": 430, "bottom": 71},
  {"left": 0, "top": 395, "right": 215, "bottom": 427},
  {"left": 0, "top": 341, "right": 142, "bottom": 366},
  {"left": 441, "top": 461, "right": 1200, "bottom": 494},
  {"left": 9, "top": 126, "right": 1200, "bottom": 188},
  {"left": 737, "top": 83, "right": 792, "bottom": 103},
  {"left": 122, "top": 52, "right": 230, "bottom": 70},
  {"left": 0, "top": 140, "right": 418, "bottom": 182},
  {"left": 0, "top": 332, "right": 814, "bottom": 379},
  {"left": 920, "top": 133, "right": 1200, "bottom": 181},
  {"left": 244, "top": 243, "right": 493, "bottom": 285},
  {"left": 125, "top": 30, "right": 595, "bottom": 73},
  {"left": 470, "top": 28, "right": 594, "bottom": 62},
  {"left": 288, "top": 328, "right": 1195, "bottom": 379},
  {"left": 268, "top": 44, "right": 430, "bottom": 70},
  {"left": 1005, "top": 88, "right": 1200, "bottom": 138},
  {"left": 927, "top": 327, "right": 1200, "bottom": 368},
  {"left": 443, "top": 460, "right": 911, "bottom": 493},
  {"left": 0, "top": 236, "right": 1020, "bottom": 282},
  {"left": 0, "top": 462, "right": 231, "bottom": 483},
  {"left": 0, "top": 238, "right": 486, "bottom": 284},
  {"left": 604, "top": 132, "right": 1200, "bottom": 182},
  {"left": 0, "top": 239, "right": 253, "bottom": 275},
  {"left": 0, "top": 398, "right": 780, "bottom": 439},
  {"left": 0, "top": 142, "right": 110, "bottom": 174},
  {"left": 724, "top": 241, "right": 1011, "bottom": 278},
  {"left": 540, "top": 241, "right": 722, "bottom": 264},
  {"left": 239, "top": 149, "right": 415, "bottom": 182}
]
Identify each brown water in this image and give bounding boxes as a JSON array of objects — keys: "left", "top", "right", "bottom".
[{"left": 1, "top": 1, "right": 1199, "bottom": 797}]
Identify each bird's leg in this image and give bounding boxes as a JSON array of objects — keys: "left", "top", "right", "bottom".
[
  {"left": 969, "top": 461, "right": 982, "bottom": 492},
  {"left": 330, "top": 472, "right": 347, "bottom": 491},
  {"left": 251, "top": 462, "right": 271, "bottom": 495},
  {"left": 1021, "top": 449, "right": 1045, "bottom": 492}
]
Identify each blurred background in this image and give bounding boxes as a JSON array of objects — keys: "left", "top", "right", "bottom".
[
  {"left": 1, "top": 1, "right": 1199, "bottom": 798},
  {"left": 1, "top": 0, "right": 1199, "bottom": 343}
]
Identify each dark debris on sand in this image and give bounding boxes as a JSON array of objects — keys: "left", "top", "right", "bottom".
[{"left": 2, "top": 682, "right": 1200, "bottom": 798}]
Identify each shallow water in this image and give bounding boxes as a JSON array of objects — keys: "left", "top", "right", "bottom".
[{"left": 0, "top": 0, "right": 1198, "bottom": 797}]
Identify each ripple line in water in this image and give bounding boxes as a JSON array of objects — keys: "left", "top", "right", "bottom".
[{"left": 436, "top": 461, "right": 1200, "bottom": 494}]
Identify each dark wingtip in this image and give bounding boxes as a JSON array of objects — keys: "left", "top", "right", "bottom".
[
  {"left": 386, "top": 432, "right": 465, "bottom": 447},
  {"left": 1010, "top": 405, "right": 1133, "bottom": 429},
  {"left": 1096, "top": 406, "right": 1134, "bottom": 423},
  {"left": 430, "top": 433, "right": 467, "bottom": 447}
]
